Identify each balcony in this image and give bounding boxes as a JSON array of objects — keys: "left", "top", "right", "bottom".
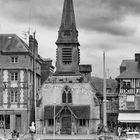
[{"left": 119, "top": 88, "right": 135, "bottom": 95}]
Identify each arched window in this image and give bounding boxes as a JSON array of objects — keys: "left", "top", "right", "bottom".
[
  {"left": 62, "top": 92, "right": 66, "bottom": 103},
  {"left": 68, "top": 91, "right": 72, "bottom": 103},
  {"left": 62, "top": 86, "right": 72, "bottom": 103}
]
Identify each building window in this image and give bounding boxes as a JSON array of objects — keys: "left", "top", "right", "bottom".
[
  {"left": 106, "top": 100, "right": 112, "bottom": 111},
  {"left": 126, "top": 95, "right": 135, "bottom": 110},
  {"left": 62, "top": 92, "right": 66, "bottom": 103},
  {"left": 79, "top": 119, "right": 86, "bottom": 126},
  {"left": 62, "top": 47, "right": 72, "bottom": 65},
  {"left": 106, "top": 88, "right": 111, "bottom": 93},
  {"left": 10, "top": 91, "right": 18, "bottom": 103},
  {"left": 122, "top": 80, "right": 131, "bottom": 89},
  {"left": 48, "top": 119, "right": 54, "bottom": 126},
  {"left": 136, "top": 79, "right": 140, "bottom": 88},
  {"left": 62, "top": 86, "right": 72, "bottom": 103},
  {"left": 68, "top": 91, "right": 72, "bottom": 103},
  {"left": 11, "top": 72, "right": 18, "bottom": 81},
  {"left": 0, "top": 115, "right": 10, "bottom": 129},
  {"left": 11, "top": 57, "right": 18, "bottom": 63}
]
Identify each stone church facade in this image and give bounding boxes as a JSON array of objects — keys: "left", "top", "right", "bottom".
[{"left": 38, "top": 0, "right": 100, "bottom": 134}]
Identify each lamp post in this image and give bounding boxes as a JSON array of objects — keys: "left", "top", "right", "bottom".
[
  {"left": 53, "top": 102, "right": 56, "bottom": 138},
  {"left": 103, "top": 52, "right": 107, "bottom": 133}
]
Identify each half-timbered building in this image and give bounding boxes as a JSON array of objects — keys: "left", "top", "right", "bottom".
[
  {"left": 116, "top": 53, "right": 140, "bottom": 129},
  {"left": 0, "top": 34, "right": 53, "bottom": 134}
]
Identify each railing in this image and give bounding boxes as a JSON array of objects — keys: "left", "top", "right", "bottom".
[{"left": 119, "top": 88, "right": 135, "bottom": 95}]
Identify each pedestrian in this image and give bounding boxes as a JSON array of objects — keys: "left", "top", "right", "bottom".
[{"left": 118, "top": 126, "right": 122, "bottom": 138}]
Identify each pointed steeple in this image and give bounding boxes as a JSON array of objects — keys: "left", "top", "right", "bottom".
[
  {"left": 61, "top": 0, "right": 76, "bottom": 29},
  {"left": 56, "top": 0, "right": 79, "bottom": 45},
  {"left": 55, "top": 0, "right": 80, "bottom": 74}
]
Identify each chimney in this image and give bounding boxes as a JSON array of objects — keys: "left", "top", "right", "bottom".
[{"left": 29, "top": 34, "right": 38, "bottom": 56}]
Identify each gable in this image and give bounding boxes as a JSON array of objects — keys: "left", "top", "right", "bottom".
[{"left": 0, "top": 34, "right": 29, "bottom": 53}]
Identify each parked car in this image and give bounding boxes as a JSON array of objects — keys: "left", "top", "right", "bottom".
[
  {"left": 126, "top": 132, "right": 140, "bottom": 140},
  {"left": 98, "top": 135, "right": 114, "bottom": 140}
]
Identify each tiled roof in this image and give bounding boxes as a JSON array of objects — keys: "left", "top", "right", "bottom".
[
  {"left": 44, "top": 105, "right": 90, "bottom": 119},
  {"left": 91, "top": 77, "right": 117, "bottom": 95},
  {"left": 0, "top": 34, "right": 29, "bottom": 53},
  {"left": 116, "top": 60, "right": 140, "bottom": 79},
  {"left": 121, "top": 59, "right": 134, "bottom": 67}
]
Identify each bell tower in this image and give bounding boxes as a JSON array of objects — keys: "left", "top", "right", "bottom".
[{"left": 55, "top": 0, "right": 80, "bottom": 75}]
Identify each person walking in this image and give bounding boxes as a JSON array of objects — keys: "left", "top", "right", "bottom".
[{"left": 118, "top": 126, "right": 122, "bottom": 138}]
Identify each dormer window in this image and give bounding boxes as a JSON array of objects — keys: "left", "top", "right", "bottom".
[
  {"left": 62, "top": 86, "right": 72, "bottom": 103},
  {"left": 11, "top": 56, "right": 18, "bottom": 63},
  {"left": 122, "top": 80, "right": 131, "bottom": 89}
]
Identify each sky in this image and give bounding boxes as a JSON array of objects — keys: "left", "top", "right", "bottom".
[{"left": 0, "top": 0, "right": 140, "bottom": 79}]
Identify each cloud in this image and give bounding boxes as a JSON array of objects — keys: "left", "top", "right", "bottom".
[
  {"left": 75, "top": 0, "right": 139, "bottom": 36},
  {"left": 1, "top": 0, "right": 140, "bottom": 79},
  {"left": 0, "top": 0, "right": 61, "bottom": 28},
  {"left": 106, "top": 0, "right": 140, "bottom": 14},
  {"left": 0, "top": 0, "right": 139, "bottom": 36}
]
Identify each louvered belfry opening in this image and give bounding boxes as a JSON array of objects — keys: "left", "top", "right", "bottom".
[{"left": 62, "top": 47, "right": 72, "bottom": 65}]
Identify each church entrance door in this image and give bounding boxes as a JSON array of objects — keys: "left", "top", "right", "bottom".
[{"left": 61, "top": 116, "right": 71, "bottom": 134}]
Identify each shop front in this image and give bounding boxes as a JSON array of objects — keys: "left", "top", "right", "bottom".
[
  {"left": 0, "top": 110, "right": 28, "bottom": 134},
  {"left": 118, "top": 112, "right": 140, "bottom": 132}
]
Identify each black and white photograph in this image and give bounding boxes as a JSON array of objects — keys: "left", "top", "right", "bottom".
[{"left": 0, "top": 0, "right": 140, "bottom": 139}]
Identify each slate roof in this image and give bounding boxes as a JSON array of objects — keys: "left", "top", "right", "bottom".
[
  {"left": 91, "top": 77, "right": 117, "bottom": 95},
  {"left": 44, "top": 105, "right": 90, "bottom": 119},
  {"left": 116, "top": 60, "right": 140, "bottom": 79},
  {"left": 0, "top": 34, "right": 29, "bottom": 53}
]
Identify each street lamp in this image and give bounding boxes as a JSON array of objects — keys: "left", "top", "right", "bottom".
[{"left": 53, "top": 102, "right": 56, "bottom": 138}]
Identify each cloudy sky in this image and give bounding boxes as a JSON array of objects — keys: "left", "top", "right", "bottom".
[{"left": 0, "top": 0, "right": 140, "bottom": 78}]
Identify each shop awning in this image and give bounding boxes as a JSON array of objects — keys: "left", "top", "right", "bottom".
[{"left": 118, "top": 113, "right": 140, "bottom": 122}]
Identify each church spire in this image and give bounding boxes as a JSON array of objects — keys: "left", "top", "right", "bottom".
[
  {"left": 55, "top": 0, "right": 80, "bottom": 75},
  {"left": 61, "top": 0, "right": 76, "bottom": 29},
  {"left": 56, "top": 0, "right": 79, "bottom": 45}
]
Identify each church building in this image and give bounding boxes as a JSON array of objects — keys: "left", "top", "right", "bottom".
[{"left": 38, "top": 0, "right": 100, "bottom": 134}]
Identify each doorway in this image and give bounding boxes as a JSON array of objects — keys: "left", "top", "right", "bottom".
[
  {"left": 15, "top": 115, "right": 21, "bottom": 133},
  {"left": 61, "top": 116, "right": 71, "bottom": 134}
]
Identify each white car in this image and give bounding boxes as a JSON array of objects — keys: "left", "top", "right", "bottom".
[
  {"left": 126, "top": 132, "right": 140, "bottom": 140},
  {"left": 98, "top": 135, "right": 114, "bottom": 140}
]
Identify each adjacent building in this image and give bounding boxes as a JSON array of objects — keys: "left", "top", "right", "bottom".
[
  {"left": 92, "top": 77, "right": 118, "bottom": 133},
  {"left": 38, "top": 0, "right": 100, "bottom": 135},
  {"left": 116, "top": 53, "right": 140, "bottom": 129},
  {"left": 40, "top": 58, "right": 54, "bottom": 85},
  {"left": 0, "top": 34, "right": 53, "bottom": 134}
]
